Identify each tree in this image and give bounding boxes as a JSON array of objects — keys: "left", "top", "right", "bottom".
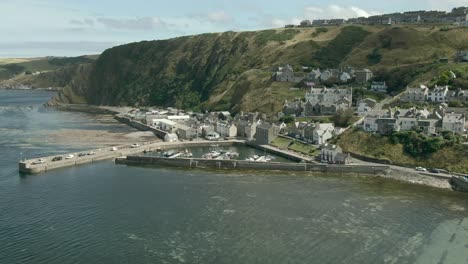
[
  {"left": 332, "top": 109, "right": 355, "bottom": 127},
  {"left": 280, "top": 116, "right": 295, "bottom": 124}
]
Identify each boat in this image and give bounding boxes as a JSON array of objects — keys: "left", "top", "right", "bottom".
[
  {"left": 449, "top": 175, "right": 468, "bottom": 192},
  {"left": 163, "top": 150, "right": 176, "bottom": 157},
  {"left": 202, "top": 150, "right": 221, "bottom": 159},
  {"left": 245, "top": 155, "right": 273, "bottom": 162}
]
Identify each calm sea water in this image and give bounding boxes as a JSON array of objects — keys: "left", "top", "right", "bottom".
[{"left": 1, "top": 89, "right": 467, "bottom": 264}]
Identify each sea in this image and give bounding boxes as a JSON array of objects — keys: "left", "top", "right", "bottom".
[{"left": 0, "top": 89, "right": 467, "bottom": 264}]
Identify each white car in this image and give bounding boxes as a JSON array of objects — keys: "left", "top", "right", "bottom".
[
  {"left": 110, "top": 147, "right": 118, "bottom": 151},
  {"left": 65, "top": 154, "right": 75, "bottom": 159},
  {"left": 87, "top": 151, "right": 96, "bottom": 156},
  {"left": 415, "top": 166, "right": 427, "bottom": 172},
  {"left": 33, "top": 158, "right": 45, "bottom": 165},
  {"left": 130, "top": 143, "right": 140, "bottom": 148}
]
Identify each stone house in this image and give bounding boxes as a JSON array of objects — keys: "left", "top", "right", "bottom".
[
  {"left": 376, "top": 118, "right": 400, "bottom": 134},
  {"left": 357, "top": 98, "right": 377, "bottom": 116},
  {"left": 402, "top": 85, "right": 429, "bottom": 102},
  {"left": 355, "top": 69, "right": 373, "bottom": 84},
  {"left": 283, "top": 99, "right": 304, "bottom": 117},
  {"left": 320, "top": 144, "right": 351, "bottom": 164},
  {"left": 447, "top": 88, "right": 468, "bottom": 103},
  {"left": 363, "top": 110, "right": 388, "bottom": 132},
  {"left": 275, "top": 64, "right": 295, "bottom": 82},
  {"left": 176, "top": 125, "right": 197, "bottom": 140},
  {"left": 307, "top": 69, "right": 321, "bottom": 81},
  {"left": 304, "top": 87, "right": 353, "bottom": 116},
  {"left": 255, "top": 123, "right": 278, "bottom": 145},
  {"left": 236, "top": 120, "right": 257, "bottom": 140},
  {"left": 216, "top": 122, "right": 237, "bottom": 138},
  {"left": 442, "top": 113, "right": 466, "bottom": 134},
  {"left": 427, "top": 86, "right": 449, "bottom": 103},
  {"left": 289, "top": 122, "right": 308, "bottom": 138},
  {"left": 370, "top": 81, "right": 388, "bottom": 92},
  {"left": 201, "top": 125, "right": 215, "bottom": 137}
]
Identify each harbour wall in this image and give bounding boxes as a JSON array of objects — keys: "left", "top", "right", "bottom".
[
  {"left": 117, "top": 156, "right": 390, "bottom": 175},
  {"left": 245, "top": 142, "right": 312, "bottom": 162},
  {"left": 19, "top": 140, "right": 244, "bottom": 174}
]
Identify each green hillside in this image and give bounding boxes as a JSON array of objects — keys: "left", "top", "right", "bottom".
[{"left": 8, "top": 24, "right": 468, "bottom": 113}]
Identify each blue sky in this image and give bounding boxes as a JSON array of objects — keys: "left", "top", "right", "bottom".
[{"left": 1, "top": 0, "right": 467, "bottom": 57}]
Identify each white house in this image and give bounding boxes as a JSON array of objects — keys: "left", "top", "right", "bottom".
[
  {"left": 442, "top": 113, "right": 465, "bottom": 134},
  {"left": 402, "top": 85, "right": 429, "bottom": 102},
  {"left": 357, "top": 98, "right": 377, "bottom": 116},
  {"left": 275, "top": 64, "right": 295, "bottom": 82},
  {"left": 164, "top": 133, "right": 179, "bottom": 142},
  {"left": 152, "top": 119, "right": 179, "bottom": 133},
  {"left": 320, "top": 144, "right": 351, "bottom": 164},
  {"left": 370, "top": 81, "right": 388, "bottom": 92},
  {"left": 313, "top": 123, "right": 335, "bottom": 145},
  {"left": 427, "top": 85, "right": 449, "bottom": 103},
  {"left": 363, "top": 110, "right": 388, "bottom": 132}
]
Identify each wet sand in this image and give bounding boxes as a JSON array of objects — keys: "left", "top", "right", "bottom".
[{"left": 45, "top": 129, "right": 158, "bottom": 148}]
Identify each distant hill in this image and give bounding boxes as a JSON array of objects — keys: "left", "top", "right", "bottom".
[
  {"left": 0, "top": 55, "right": 98, "bottom": 81},
  {"left": 11, "top": 24, "right": 468, "bottom": 113}
]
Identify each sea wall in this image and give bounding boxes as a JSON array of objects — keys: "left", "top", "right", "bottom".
[
  {"left": 114, "top": 115, "right": 167, "bottom": 139},
  {"left": 118, "top": 156, "right": 390, "bottom": 175}
]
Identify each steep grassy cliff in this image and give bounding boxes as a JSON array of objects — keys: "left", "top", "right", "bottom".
[{"left": 22, "top": 25, "right": 468, "bottom": 112}]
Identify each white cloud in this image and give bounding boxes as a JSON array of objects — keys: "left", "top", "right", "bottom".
[
  {"left": 304, "top": 4, "right": 381, "bottom": 20},
  {"left": 96, "top": 17, "right": 166, "bottom": 31},
  {"left": 206, "top": 10, "right": 232, "bottom": 23}
]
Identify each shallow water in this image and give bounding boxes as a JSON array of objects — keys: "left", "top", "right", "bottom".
[{"left": 1, "top": 90, "right": 467, "bottom": 264}]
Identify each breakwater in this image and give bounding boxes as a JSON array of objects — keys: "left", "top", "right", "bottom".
[
  {"left": 116, "top": 156, "right": 390, "bottom": 175},
  {"left": 19, "top": 140, "right": 245, "bottom": 174}
]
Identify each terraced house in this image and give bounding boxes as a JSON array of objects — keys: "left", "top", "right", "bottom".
[{"left": 304, "top": 87, "right": 353, "bottom": 115}]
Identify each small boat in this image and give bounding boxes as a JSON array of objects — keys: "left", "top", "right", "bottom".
[{"left": 163, "top": 150, "right": 176, "bottom": 157}]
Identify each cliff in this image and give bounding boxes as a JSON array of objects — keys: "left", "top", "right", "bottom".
[{"left": 34, "top": 25, "right": 468, "bottom": 112}]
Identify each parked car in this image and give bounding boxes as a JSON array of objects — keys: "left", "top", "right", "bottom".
[
  {"left": 430, "top": 168, "right": 441, "bottom": 173},
  {"left": 415, "top": 166, "right": 427, "bottom": 172},
  {"left": 65, "top": 154, "right": 74, "bottom": 159},
  {"left": 32, "top": 158, "right": 45, "bottom": 165},
  {"left": 52, "top": 156, "right": 62, "bottom": 162},
  {"left": 130, "top": 143, "right": 140, "bottom": 148},
  {"left": 78, "top": 153, "right": 87, "bottom": 157},
  {"left": 110, "top": 147, "right": 118, "bottom": 151}
]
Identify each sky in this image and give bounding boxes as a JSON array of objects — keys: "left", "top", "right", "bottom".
[{"left": 1, "top": 0, "right": 467, "bottom": 57}]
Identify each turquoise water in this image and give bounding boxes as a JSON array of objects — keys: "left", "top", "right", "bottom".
[{"left": 1, "top": 89, "right": 467, "bottom": 264}]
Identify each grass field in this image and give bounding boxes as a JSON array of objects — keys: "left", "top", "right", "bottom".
[{"left": 271, "top": 137, "right": 319, "bottom": 156}]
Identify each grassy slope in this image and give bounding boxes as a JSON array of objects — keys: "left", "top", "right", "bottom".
[{"left": 336, "top": 129, "right": 468, "bottom": 173}]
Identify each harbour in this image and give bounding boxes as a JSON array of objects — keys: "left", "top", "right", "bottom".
[{"left": 2, "top": 89, "right": 468, "bottom": 264}]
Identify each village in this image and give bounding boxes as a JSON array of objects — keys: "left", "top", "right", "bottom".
[
  {"left": 117, "top": 61, "right": 468, "bottom": 169},
  {"left": 285, "top": 7, "right": 468, "bottom": 27}
]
